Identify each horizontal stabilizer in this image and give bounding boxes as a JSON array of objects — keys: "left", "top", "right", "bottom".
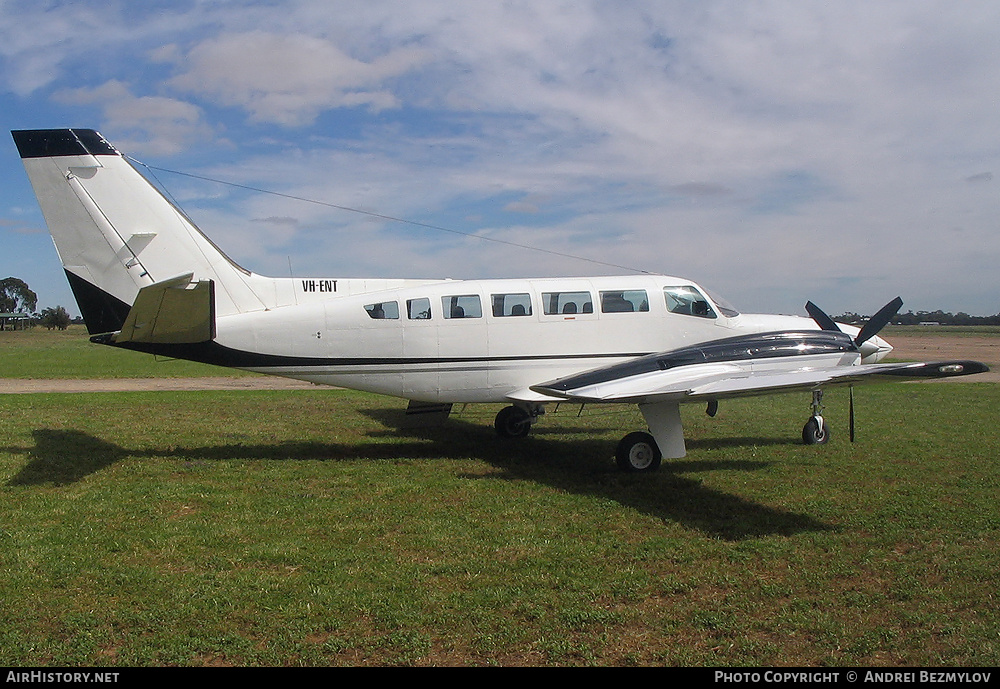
[{"left": 115, "top": 274, "right": 215, "bottom": 344}]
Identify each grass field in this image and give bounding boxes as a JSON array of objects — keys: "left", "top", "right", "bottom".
[
  {"left": 0, "top": 328, "right": 998, "bottom": 666},
  {"left": 0, "top": 325, "right": 249, "bottom": 379}
]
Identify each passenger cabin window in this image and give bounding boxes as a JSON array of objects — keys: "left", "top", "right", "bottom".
[
  {"left": 442, "top": 294, "right": 482, "bottom": 319},
  {"left": 663, "top": 286, "right": 716, "bottom": 318},
  {"left": 542, "top": 291, "right": 593, "bottom": 315},
  {"left": 492, "top": 293, "right": 532, "bottom": 317},
  {"left": 407, "top": 297, "right": 432, "bottom": 320},
  {"left": 364, "top": 301, "right": 399, "bottom": 319},
  {"left": 600, "top": 290, "right": 649, "bottom": 313}
]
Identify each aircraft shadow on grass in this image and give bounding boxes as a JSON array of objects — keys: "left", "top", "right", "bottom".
[{"left": 6, "top": 413, "right": 831, "bottom": 541}]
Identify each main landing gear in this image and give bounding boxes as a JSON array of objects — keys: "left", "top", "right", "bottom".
[
  {"left": 802, "top": 389, "right": 830, "bottom": 445},
  {"left": 495, "top": 403, "right": 666, "bottom": 473},
  {"left": 615, "top": 432, "right": 662, "bottom": 472},
  {"left": 494, "top": 404, "right": 542, "bottom": 438}
]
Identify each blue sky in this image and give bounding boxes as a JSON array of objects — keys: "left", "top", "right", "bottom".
[{"left": 2, "top": 1, "right": 998, "bottom": 318}]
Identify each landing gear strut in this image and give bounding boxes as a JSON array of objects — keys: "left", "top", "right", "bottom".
[{"left": 802, "top": 389, "right": 830, "bottom": 444}]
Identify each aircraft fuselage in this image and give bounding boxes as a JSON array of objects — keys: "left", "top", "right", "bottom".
[{"left": 151, "top": 273, "right": 834, "bottom": 404}]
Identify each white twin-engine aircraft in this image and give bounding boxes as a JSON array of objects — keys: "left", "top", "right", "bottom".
[{"left": 13, "top": 129, "right": 990, "bottom": 471}]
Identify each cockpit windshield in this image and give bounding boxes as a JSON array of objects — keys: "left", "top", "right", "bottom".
[
  {"left": 705, "top": 288, "right": 740, "bottom": 318},
  {"left": 663, "top": 285, "right": 741, "bottom": 319}
]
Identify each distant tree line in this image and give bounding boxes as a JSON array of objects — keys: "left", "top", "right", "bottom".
[{"left": 836, "top": 310, "right": 1000, "bottom": 326}]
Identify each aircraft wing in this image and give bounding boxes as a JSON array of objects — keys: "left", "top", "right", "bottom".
[{"left": 531, "top": 357, "right": 990, "bottom": 405}]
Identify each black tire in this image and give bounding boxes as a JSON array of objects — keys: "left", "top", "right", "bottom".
[
  {"left": 615, "top": 431, "right": 662, "bottom": 472},
  {"left": 802, "top": 417, "right": 830, "bottom": 445},
  {"left": 495, "top": 405, "right": 531, "bottom": 438}
]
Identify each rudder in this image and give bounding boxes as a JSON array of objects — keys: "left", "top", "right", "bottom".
[{"left": 13, "top": 129, "right": 265, "bottom": 334}]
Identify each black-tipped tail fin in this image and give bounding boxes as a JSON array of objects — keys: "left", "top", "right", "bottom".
[{"left": 13, "top": 128, "right": 266, "bottom": 328}]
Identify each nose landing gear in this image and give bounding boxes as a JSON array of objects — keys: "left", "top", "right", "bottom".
[{"left": 802, "top": 389, "right": 830, "bottom": 444}]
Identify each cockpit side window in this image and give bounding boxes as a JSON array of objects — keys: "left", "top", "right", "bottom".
[{"left": 663, "top": 286, "right": 717, "bottom": 319}]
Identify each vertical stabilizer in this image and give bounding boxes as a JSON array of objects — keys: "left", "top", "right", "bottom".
[{"left": 12, "top": 129, "right": 265, "bottom": 334}]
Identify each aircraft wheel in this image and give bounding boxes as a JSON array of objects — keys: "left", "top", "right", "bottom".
[
  {"left": 615, "top": 432, "right": 662, "bottom": 472},
  {"left": 802, "top": 417, "right": 830, "bottom": 445},
  {"left": 495, "top": 405, "right": 531, "bottom": 438}
]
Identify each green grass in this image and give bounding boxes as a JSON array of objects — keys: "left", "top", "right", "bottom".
[
  {"left": 1, "top": 383, "right": 998, "bottom": 666},
  {"left": 0, "top": 326, "right": 250, "bottom": 379}
]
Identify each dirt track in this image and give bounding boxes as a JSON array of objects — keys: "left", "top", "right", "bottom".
[
  {"left": 887, "top": 336, "right": 1000, "bottom": 382},
  {"left": 0, "top": 336, "right": 995, "bottom": 393}
]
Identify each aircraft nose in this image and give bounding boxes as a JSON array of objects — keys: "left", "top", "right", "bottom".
[{"left": 860, "top": 334, "right": 893, "bottom": 363}]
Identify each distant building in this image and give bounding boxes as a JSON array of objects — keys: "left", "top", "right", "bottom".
[{"left": 0, "top": 313, "right": 31, "bottom": 330}]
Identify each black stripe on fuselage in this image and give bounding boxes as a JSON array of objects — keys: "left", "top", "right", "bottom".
[
  {"left": 90, "top": 335, "right": 651, "bottom": 370},
  {"left": 536, "top": 330, "right": 858, "bottom": 393}
]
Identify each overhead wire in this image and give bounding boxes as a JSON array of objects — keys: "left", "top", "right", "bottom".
[{"left": 126, "top": 156, "right": 652, "bottom": 275}]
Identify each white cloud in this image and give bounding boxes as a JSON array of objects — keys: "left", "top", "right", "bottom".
[
  {"left": 54, "top": 80, "right": 212, "bottom": 156},
  {"left": 0, "top": 2, "right": 111, "bottom": 95},
  {"left": 162, "top": 31, "right": 431, "bottom": 126}
]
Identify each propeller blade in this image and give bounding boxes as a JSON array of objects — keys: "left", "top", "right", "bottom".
[
  {"left": 805, "top": 301, "right": 841, "bottom": 332},
  {"left": 854, "top": 297, "right": 903, "bottom": 345}
]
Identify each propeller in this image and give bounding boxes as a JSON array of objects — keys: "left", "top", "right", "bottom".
[
  {"left": 805, "top": 296, "right": 903, "bottom": 346},
  {"left": 853, "top": 296, "right": 903, "bottom": 346},
  {"left": 804, "top": 297, "right": 904, "bottom": 442},
  {"left": 805, "top": 300, "right": 841, "bottom": 333}
]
